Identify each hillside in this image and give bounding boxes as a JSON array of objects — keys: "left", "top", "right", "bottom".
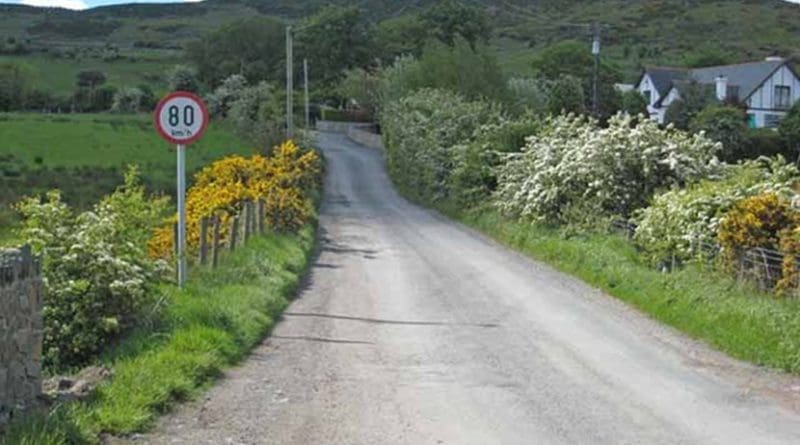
[{"left": 1, "top": 0, "right": 799, "bottom": 85}]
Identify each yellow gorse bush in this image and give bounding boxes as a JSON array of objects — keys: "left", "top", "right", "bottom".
[{"left": 148, "top": 140, "right": 320, "bottom": 259}]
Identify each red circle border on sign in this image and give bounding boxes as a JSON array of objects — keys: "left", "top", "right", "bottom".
[{"left": 154, "top": 91, "right": 210, "bottom": 146}]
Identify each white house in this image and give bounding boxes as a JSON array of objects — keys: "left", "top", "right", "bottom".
[{"left": 634, "top": 57, "right": 800, "bottom": 128}]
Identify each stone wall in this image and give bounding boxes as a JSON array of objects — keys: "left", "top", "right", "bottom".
[
  {"left": 346, "top": 125, "right": 384, "bottom": 150},
  {"left": 0, "top": 246, "right": 43, "bottom": 428}
]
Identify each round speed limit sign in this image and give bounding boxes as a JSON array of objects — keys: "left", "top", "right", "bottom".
[{"left": 154, "top": 92, "right": 209, "bottom": 145}]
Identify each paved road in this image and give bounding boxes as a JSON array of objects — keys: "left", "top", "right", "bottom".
[{"left": 146, "top": 132, "right": 800, "bottom": 445}]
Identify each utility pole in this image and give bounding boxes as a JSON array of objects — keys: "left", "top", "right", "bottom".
[
  {"left": 591, "top": 22, "right": 601, "bottom": 118},
  {"left": 286, "top": 25, "right": 294, "bottom": 139},
  {"left": 304, "top": 58, "right": 310, "bottom": 129}
]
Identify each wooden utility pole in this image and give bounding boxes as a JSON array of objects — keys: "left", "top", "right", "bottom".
[{"left": 286, "top": 25, "right": 294, "bottom": 139}]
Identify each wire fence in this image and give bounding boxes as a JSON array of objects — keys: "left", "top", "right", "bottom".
[{"left": 609, "top": 219, "right": 797, "bottom": 294}]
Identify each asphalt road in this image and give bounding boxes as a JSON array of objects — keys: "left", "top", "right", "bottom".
[{"left": 145, "top": 132, "right": 800, "bottom": 445}]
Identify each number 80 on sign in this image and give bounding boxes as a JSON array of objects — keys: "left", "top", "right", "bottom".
[{"left": 154, "top": 92, "right": 209, "bottom": 145}]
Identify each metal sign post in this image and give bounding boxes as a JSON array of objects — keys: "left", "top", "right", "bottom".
[{"left": 154, "top": 92, "right": 209, "bottom": 287}]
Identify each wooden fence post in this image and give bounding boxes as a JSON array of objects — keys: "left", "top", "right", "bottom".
[
  {"left": 198, "top": 217, "right": 209, "bottom": 265},
  {"left": 244, "top": 201, "right": 253, "bottom": 242},
  {"left": 211, "top": 216, "right": 221, "bottom": 269},
  {"left": 229, "top": 215, "right": 239, "bottom": 252},
  {"left": 258, "top": 200, "right": 265, "bottom": 234}
]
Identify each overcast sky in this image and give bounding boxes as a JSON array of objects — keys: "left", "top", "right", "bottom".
[{"left": 4, "top": 0, "right": 800, "bottom": 10}]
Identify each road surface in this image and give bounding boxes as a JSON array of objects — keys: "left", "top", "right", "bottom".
[{"left": 145, "top": 132, "right": 800, "bottom": 445}]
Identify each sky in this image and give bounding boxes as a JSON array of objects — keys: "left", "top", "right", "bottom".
[{"left": 4, "top": 0, "right": 800, "bottom": 9}]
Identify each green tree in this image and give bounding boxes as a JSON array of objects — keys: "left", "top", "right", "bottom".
[
  {"left": 187, "top": 17, "right": 285, "bottom": 88},
  {"left": 531, "top": 40, "right": 622, "bottom": 119},
  {"left": 0, "top": 62, "right": 36, "bottom": 111},
  {"left": 298, "top": 6, "right": 375, "bottom": 87},
  {"left": 621, "top": 89, "right": 648, "bottom": 116},
  {"left": 690, "top": 105, "right": 747, "bottom": 161},
  {"left": 421, "top": 0, "right": 491, "bottom": 50},
  {"left": 547, "top": 75, "right": 585, "bottom": 116},
  {"left": 664, "top": 81, "right": 714, "bottom": 129},
  {"left": 379, "top": 40, "right": 508, "bottom": 105},
  {"left": 375, "top": 14, "right": 429, "bottom": 63},
  {"left": 779, "top": 101, "right": 800, "bottom": 161},
  {"left": 76, "top": 70, "right": 106, "bottom": 89}
]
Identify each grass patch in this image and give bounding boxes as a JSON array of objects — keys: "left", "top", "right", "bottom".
[
  {"left": 1, "top": 226, "right": 316, "bottom": 445},
  {"left": 453, "top": 208, "right": 800, "bottom": 374},
  {"left": 0, "top": 112, "right": 255, "bottom": 237}
]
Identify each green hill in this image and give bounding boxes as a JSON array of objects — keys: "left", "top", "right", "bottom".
[{"left": 1, "top": 0, "right": 799, "bottom": 89}]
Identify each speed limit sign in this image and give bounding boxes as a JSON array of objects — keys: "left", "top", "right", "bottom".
[
  {"left": 154, "top": 91, "right": 209, "bottom": 287},
  {"left": 154, "top": 92, "right": 209, "bottom": 145}
]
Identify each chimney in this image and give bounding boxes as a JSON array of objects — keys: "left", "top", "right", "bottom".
[{"left": 715, "top": 75, "right": 728, "bottom": 101}]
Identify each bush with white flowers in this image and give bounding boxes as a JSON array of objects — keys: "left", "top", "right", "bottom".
[
  {"left": 493, "top": 113, "right": 721, "bottom": 225},
  {"left": 632, "top": 157, "right": 799, "bottom": 265},
  {"left": 16, "top": 167, "right": 169, "bottom": 369}
]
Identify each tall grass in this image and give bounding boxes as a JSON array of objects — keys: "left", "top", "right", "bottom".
[{"left": 1, "top": 227, "right": 315, "bottom": 445}]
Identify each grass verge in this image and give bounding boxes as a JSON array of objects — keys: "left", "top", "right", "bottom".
[
  {"left": 1, "top": 226, "right": 315, "bottom": 445},
  {"left": 452, "top": 208, "right": 800, "bottom": 374}
]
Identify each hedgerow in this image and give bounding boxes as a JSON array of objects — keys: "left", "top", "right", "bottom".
[{"left": 493, "top": 113, "right": 720, "bottom": 226}]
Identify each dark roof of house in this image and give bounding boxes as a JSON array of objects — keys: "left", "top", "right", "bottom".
[{"left": 637, "top": 59, "right": 793, "bottom": 104}]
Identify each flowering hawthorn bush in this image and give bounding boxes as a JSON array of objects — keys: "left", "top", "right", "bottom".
[
  {"left": 493, "top": 113, "right": 721, "bottom": 226},
  {"left": 16, "top": 167, "right": 169, "bottom": 369},
  {"left": 633, "top": 157, "right": 799, "bottom": 265},
  {"left": 148, "top": 140, "right": 320, "bottom": 259}
]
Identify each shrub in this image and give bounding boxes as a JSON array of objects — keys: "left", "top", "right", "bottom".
[
  {"left": 111, "top": 87, "right": 144, "bottom": 113},
  {"left": 506, "top": 77, "right": 549, "bottom": 115},
  {"left": 718, "top": 193, "right": 799, "bottom": 293},
  {"left": 779, "top": 101, "right": 800, "bottom": 159},
  {"left": 494, "top": 113, "right": 720, "bottom": 226},
  {"left": 16, "top": 167, "right": 169, "bottom": 369},
  {"left": 381, "top": 88, "right": 502, "bottom": 204},
  {"left": 547, "top": 75, "right": 585, "bottom": 116},
  {"left": 167, "top": 64, "right": 200, "bottom": 94},
  {"left": 148, "top": 141, "right": 320, "bottom": 259},
  {"left": 690, "top": 105, "right": 748, "bottom": 162},
  {"left": 451, "top": 115, "right": 540, "bottom": 207},
  {"left": 621, "top": 89, "right": 648, "bottom": 116},
  {"left": 742, "top": 128, "right": 792, "bottom": 161},
  {"left": 205, "top": 74, "right": 248, "bottom": 118},
  {"left": 337, "top": 68, "right": 382, "bottom": 120},
  {"left": 228, "top": 81, "right": 284, "bottom": 149},
  {"left": 633, "top": 157, "right": 799, "bottom": 265}
]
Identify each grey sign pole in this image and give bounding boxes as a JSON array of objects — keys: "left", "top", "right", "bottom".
[{"left": 176, "top": 144, "right": 187, "bottom": 287}]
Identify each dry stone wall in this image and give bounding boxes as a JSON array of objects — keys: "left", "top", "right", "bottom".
[{"left": 0, "top": 246, "right": 43, "bottom": 428}]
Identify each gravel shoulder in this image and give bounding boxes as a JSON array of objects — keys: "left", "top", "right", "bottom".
[{"left": 142, "top": 132, "right": 800, "bottom": 445}]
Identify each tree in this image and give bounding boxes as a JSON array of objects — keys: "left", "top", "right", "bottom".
[
  {"left": 547, "top": 75, "right": 585, "bottom": 116},
  {"left": 167, "top": 65, "right": 200, "bottom": 93},
  {"left": 298, "top": 6, "right": 375, "bottom": 87},
  {"left": 76, "top": 70, "right": 106, "bottom": 89},
  {"left": 690, "top": 105, "right": 747, "bottom": 161},
  {"left": 375, "top": 14, "right": 429, "bottom": 63},
  {"left": 228, "top": 82, "right": 284, "bottom": 149},
  {"left": 186, "top": 17, "right": 286, "bottom": 88},
  {"left": 531, "top": 40, "right": 622, "bottom": 119},
  {"left": 338, "top": 68, "right": 382, "bottom": 120},
  {"left": 0, "top": 62, "right": 36, "bottom": 111},
  {"left": 421, "top": 0, "right": 491, "bottom": 50},
  {"left": 111, "top": 87, "right": 144, "bottom": 113},
  {"left": 779, "top": 101, "right": 800, "bottom": 161},
  {"left": 664, "top": 80, "right": 714, "bottom": 129},
  {"left": 621, "top": 89, "right": 648, "bottom": 116}
]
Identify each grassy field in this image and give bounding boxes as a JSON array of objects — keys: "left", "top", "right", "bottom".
[
  {"left": 453, "top": 208, "right": 800, "bottom": 374},
  {"left": 0, "top": 55, "right": 172, "bottom": 96},
  {"left": 0, "top": 112, "right": 256, "bottom": 246},
  {"left": 1, "top": 226, "right": 316, "bottom": 445}
]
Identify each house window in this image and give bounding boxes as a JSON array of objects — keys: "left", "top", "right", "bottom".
[
  {"left": 775, "top": 85, "right": 792, "bottom": 110},
  {"left": 642, "top": 90, "right": 652, "bottom": 104},
  {"left": 765, "top": 114, "right": 784, "bottom": 128}
]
